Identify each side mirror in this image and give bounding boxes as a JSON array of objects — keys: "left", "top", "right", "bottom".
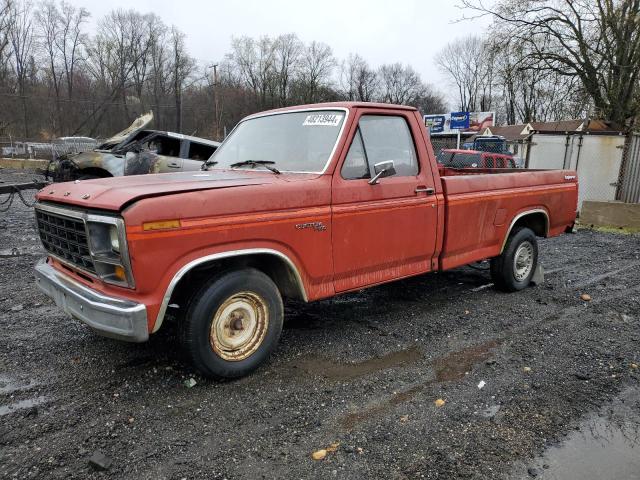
[{"left": 368, "top": 160, "right": 397, "bottom": 185}]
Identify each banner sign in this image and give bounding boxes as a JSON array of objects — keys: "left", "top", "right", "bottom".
[
  {"left": 424, "top": 115, "right": 446, "bottom": 134},
  {"left": 450, "top": 112, "right": 470, "bottom": 130},
  {"left": 424, "top": 111, "right": 495, "bottom": 135}
]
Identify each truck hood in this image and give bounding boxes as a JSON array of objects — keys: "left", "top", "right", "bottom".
[
  {"left": 96, "top": 111, "right": 154, "bottom": 150},
  {"left": 36, "top": 170, "right": 287, "bottom": 211}
]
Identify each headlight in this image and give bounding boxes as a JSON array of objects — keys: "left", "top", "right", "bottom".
[
  {"left": 86, "top": 217, "right": 134, "bottom": 288},
  {"left": 109, "top": 225, "right": 120, "bottom": 253}
]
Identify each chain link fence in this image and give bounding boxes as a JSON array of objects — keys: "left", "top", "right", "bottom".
[
  {"left": 1, "top": 136, "right": 98, "bottom": 160},
  {"left": 429, "top": 131, "right": 640, "bottom": 209},
  {"left": 617, "top": 133, "right": 640, "bottom": 203},
  {"left": 429, "top": 135, "right": 526, "bottom": 167}
]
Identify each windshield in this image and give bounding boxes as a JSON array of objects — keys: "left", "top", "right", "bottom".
[{"left": 209, "top": 110, "right": 346, "bottom": 172}]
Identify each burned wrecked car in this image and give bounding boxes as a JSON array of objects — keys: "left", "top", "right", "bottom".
[{"left": 50, "top": 112, "right": 220, "bottom": 180}]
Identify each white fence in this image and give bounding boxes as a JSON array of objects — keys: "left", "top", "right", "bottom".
[{"left": 527, "top": 132, "right": 626, "bottom": 210}]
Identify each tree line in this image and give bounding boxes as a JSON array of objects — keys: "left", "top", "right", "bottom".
[
  {"left": 0, "top": 0, "right": 446, "bottom": 141},
  {"left": 437, "top": 0, "right": 640, "bottom": 130}
]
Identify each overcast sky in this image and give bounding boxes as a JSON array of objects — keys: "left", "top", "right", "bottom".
[{"left": 74, "top": 0, "right": 492, "bottom": 107}]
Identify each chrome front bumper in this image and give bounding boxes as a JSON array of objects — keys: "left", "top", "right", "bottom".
[{"left": 35, "top": 258, "right": 149, "bottom": 342}]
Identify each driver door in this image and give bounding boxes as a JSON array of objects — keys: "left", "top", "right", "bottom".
[{"left": 331, "top": 110, "right": 439, "bottom": 292}]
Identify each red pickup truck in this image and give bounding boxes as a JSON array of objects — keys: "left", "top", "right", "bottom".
[{"left": 34, "top": 102, "right": 578, "bottom": 378}]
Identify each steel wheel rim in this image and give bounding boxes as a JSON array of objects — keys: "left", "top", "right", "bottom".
[
  {"left": 513, "top": 241, "right": 534, "bottom": 282},
  {"left": 210, "top": 292, "right": 269, "bottom": 361}
]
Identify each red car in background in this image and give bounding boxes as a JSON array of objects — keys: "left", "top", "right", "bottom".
[{"left": 437, "top": 149, "right": 517, "bottom": 169}]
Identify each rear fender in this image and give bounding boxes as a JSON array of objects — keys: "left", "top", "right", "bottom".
[{"left": 500, "top": 209, "right": 549, "bottom": 253}]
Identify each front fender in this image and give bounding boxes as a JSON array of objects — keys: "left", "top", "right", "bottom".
[
  {"left": 72, "top": 151, "right": 124, "bottom": 177},
  {"left": 149, "top": 245, "right": 309, "bottom": 333}
]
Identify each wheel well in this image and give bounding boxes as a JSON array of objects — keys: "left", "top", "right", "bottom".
[
  {"left": 512, "top": 211, "right": 548, "bottom": 238},
  {"left": 167, "top": 253, "right": 306, "bottom": 312},
  {"left": 500, "top": 211, "right": 548, "bottom": 254},
  {"left": 78, "top": 167, "right": 112, "bottom": 178}
]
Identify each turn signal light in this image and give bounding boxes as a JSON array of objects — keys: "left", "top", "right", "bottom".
[
  {"left": 114, "top": 265, "right": 126, "bottom": 281},
  {"left": 142, "top": 219, "right": 181, "bottom": 231}
]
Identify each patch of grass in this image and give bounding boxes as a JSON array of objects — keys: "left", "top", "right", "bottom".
[{"left": 575, "top": 222, "right": 640, "bottom": 235}]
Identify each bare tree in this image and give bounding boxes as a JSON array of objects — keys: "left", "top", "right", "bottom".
[
  {"left": 461, "top": 0, "right": 640, "bottom": 129},
  {"left": 272, "top": 33, "right": 302, "bottom": 107},
  {"left": 169, "top": 25, "right": 194, "bottom": 131},
  {"left": 297, "top": 41, "right": 335, "bottom": 103},
  {"left": 57, "top": 0, "right": 89, "bottom": 101},
  {"left": 0, "top": 8, "right": 453, "bottom": 142},
  {"left": 148, "top": 19, "right": 169, "bottom": 128},
  {"left": 412, "top": 84, "right": 448, "bottom": 114},
  {"left": 0, "top": 1, "right": 12, "bottom": 76},
  {"left": 131, "top": 13, "right": 162, "bottom": 105},
  {"left": 340, "top": 53, "right": 378, "bottom": 101},
  {"left": 490, "top": 35, "right": 590, "bottom": 124},
  {"left": 435, "top": 35, "right": 495, "bottom": 112},
  {"left": 0, "top": 0, "right": 14, "bottom": 133},
  {"left": 34, "top": 0, "right": 62, "bottom": 132},
  {"left": 228, "top": 35, "right": 277, "bottom": 109},
  {"left": 8, "top": 0, "right": 35, "bottom": 137},
  {"left": 34, "top": 0, "right": 89, "bottom": 134},
  {"left": 82, "top": 9, "right": 154, "bottom": 133},
  {"left": 378, "top": 63, "right": 420, "bottom": 104},
  {"left": 96, "top": 10, "right": 153, "bottom": 120}
]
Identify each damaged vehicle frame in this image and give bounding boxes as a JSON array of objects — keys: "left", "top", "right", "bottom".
[{"left": 49, "top": 112, "right": 221, "bottom": 181}]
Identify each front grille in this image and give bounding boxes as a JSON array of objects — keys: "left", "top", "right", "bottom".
[{"left": 35, "top": 209, "right": 96, "bottom": 274}]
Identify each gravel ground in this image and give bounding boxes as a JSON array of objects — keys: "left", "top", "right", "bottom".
[{"left": 1, "top": 168, "right": 639, "bottom": 480}]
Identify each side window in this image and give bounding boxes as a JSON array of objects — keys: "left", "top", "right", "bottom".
[
  {"left": 188, "top": 141, "right": 217, "bottom": 161},
  {"left": 358, "top": 115, "right": 419, "bottom": 176},
  {"left": 485, "top": 156, "right": 495, "bottom": 168},
  {"left": 341, "top": 128, "right": 370, "bottom": 180},
  {"left": 148, "top": 135, "right": 180, "bottom": 157}
]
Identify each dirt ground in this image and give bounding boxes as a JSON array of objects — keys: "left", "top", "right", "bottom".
[{"left": 1, "top": 168, "right": 639, "bottom": 480}]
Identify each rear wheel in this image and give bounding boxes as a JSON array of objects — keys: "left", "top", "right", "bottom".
[
  {"left": 490, "top": 227, "right": 538, "bottom": 292},
  {"left": 179, "top": 268, "right": 283, "bottom": 379}
]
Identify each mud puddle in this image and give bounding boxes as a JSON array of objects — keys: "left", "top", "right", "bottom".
[
  {"left": 340, "top": 339, "right": 500, "bottom": 429},
  {"left": 515, "top": 386, "right": 640, "bottom": 479},
  {"left": 0, "top": 374, "right": 39, "bottom": 394},
  {"left": 434, "top": 339, "right": 500, "bottom": 382},
  {"left": 0, "top": 396, "right": 48, "bottom": 416},
  {"left": 295, "top": 346, "right": 423, "bottom": 382}
]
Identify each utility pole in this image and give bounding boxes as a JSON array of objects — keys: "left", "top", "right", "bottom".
[{"left": 212, "top": 63, "right": 220, "bottom": 140}]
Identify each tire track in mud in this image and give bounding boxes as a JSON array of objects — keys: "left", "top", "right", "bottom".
[{"left": 330, "top": 277, "right": 639, "bottom": 433}]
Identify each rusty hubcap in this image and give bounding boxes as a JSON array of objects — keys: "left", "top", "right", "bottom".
[
  {"left": 513, "top": 241, "right": 534, "bottom": 282},
  {"left": 209, "top": 292, "right": 269, "bottom": 361}
]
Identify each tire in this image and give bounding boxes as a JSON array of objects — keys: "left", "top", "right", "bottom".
[
  {"left": 77, "top": 173, "right": 102, "bottom": 180},
  {"left": 490, "top": 227, "right": 538, "bottom": 292},
  {"left": 179, "top": 268, "right": 283, "bottom": 379}
]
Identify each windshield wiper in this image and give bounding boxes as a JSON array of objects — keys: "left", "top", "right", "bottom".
[
  {"left": 230, "top": 160, "right": 280, "bottom": 174},
  {"left": 201, "top": 159, "right": 217, "bottom": 170}
]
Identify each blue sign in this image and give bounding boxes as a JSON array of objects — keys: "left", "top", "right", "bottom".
[
  {"left": 424, "top": 115, "right": 446, "bottom": 133},
  {"left": 450, "top": 111, "right": 470, "bottom": 130}
]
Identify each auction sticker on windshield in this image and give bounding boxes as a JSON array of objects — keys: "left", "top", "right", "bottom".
[{"left": 303, "top": 113, "right": 343, "bottom": 126}]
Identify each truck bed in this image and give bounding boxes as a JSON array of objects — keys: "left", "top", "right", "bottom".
[{"left": 437, "top": 168, "right": 578, "bottom": 270}]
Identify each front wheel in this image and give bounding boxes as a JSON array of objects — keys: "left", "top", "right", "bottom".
[
  {"left": 490, "top": 227, "right": 538, "bottom": 292},
  {"left": 180, "top": 268, "right": 284, "bottom": 379}
]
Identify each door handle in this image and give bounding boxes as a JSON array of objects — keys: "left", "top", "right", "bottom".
[
  {"left": 415, "top": 186, "right": 435, "bottom": 195},
  {"left": 167, "top": 162, "right": 181, "bottom": 168}
]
